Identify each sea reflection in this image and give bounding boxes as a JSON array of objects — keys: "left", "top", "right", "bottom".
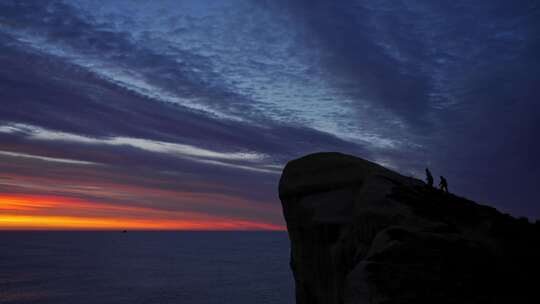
[{"left": 0, "top": 232, "right": 293, "bottom": 304}]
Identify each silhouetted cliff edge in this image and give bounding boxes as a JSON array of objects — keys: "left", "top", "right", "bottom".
[{"left": 279, "top": 152, "right": 539, "bottom": 304}]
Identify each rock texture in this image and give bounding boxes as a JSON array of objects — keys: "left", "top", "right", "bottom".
[{"left": 279, "top": 152, "right": 539, "bottom": 304}]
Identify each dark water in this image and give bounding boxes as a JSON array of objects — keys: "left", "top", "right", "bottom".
[{"left": 0, "top": 232, "right": 294, "bottom": 304}]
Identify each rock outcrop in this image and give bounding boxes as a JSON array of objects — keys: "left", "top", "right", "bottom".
[{"left": 279, "top": 152, "right": 539, "bottom": 304}]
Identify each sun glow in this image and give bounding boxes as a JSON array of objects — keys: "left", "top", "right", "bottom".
[
  {"left": 0, "top": 214, "right": 283, "bottom": 230},
  {"left": 0, "top": 194, "right": 284, "bottom": 231}
]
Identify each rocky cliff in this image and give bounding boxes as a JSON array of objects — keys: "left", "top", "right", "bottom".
[{"left": 279, "top": 152, "right": 539, "bottom": 304}]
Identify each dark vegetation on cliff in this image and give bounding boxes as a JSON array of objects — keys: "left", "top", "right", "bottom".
[{"left": 279, "top": 152, "right": 539, "bottom": 304}]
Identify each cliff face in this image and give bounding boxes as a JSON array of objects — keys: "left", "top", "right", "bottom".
[{"left": 279, "top": 152, "right": 539, "bottom": 304}]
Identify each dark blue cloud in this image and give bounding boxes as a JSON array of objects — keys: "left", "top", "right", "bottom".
[
  {"left": 1, "top": 0, "right": 539, "bottom": 223},
  {"left": 258, "top": 0, "right": 540, "bottom": 217}
]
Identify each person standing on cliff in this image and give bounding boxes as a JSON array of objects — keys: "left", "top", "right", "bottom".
[
  {"left": 439, "top": 176, "right": 449, "bottom": 193},
  {"left": 425, "top": 168, "right": 434, "bottom": 187}
]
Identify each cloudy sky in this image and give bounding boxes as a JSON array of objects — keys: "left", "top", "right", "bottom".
[{"left": 0, "top": 0, "right": 539, "bottom": 229}]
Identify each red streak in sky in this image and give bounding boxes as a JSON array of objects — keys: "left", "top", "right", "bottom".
[{"left": 0, "top": 194, "right": 285, "bottom": 231}]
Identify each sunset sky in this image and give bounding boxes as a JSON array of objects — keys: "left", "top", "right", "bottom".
[{"left": 1, "top": 0, "right": 539, "bottom": 230}]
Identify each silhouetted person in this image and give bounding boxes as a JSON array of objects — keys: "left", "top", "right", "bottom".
[
  {"left": 425, "top": 168, "right": 434, "bottom": 187},
  {"left": 439, "top": 176, "right": 449, "bottom": 193}
]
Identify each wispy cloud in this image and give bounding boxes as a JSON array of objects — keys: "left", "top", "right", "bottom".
[
  {"left": 0, "top": 150, "right": 98, "bottom": 166},
  {"left": 0, "top": 123, "right": 277, "bottom": 173}
]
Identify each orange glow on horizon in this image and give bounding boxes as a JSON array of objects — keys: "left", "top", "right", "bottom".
[
  {"left": 0, "top": 214, "right": 284, "bottom": 230},
  {"left": 0, "top": 194, "right": 285, "bottom": 231}
]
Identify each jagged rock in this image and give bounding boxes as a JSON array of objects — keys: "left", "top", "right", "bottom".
[{"left": 279, "top": 152, "right": 539, "bottom": 304}]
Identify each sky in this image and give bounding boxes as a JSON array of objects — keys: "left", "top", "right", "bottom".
[{"left": 0, "top": 0, "right": 539, "bottom": 230}]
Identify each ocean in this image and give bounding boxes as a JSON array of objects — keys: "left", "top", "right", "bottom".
[{"left": 0, "top": 232, "right": 294, "bottom": 304}]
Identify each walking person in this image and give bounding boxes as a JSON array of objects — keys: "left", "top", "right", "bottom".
[
  {"left": 439, "top": 176, "right": 449, "bottom": 193},
  {"left": 425, "top": 168, "right": 434, "bottom": 187}
]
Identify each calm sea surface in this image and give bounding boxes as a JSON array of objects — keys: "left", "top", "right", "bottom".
[{"left": 0, "top": 232, "right": 294, "bottom": 304}]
